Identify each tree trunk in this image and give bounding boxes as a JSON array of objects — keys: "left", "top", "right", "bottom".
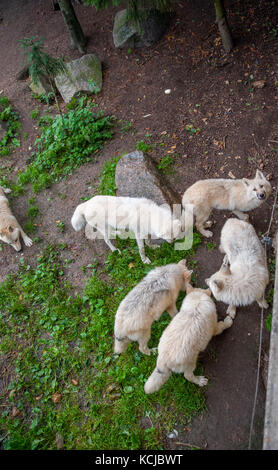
[
  {"left": 214, "top": 0, "right": 233, "bottom": 53},
  {"left": 58, "top": 0, "right": 86, "bottom": 54}
]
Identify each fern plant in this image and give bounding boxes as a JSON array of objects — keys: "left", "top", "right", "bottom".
[{"left": 19, "top": 37, "right": 65, "bottom": 116}]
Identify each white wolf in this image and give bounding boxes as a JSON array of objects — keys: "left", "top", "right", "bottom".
[
  {"left": 0, "top": 186, "right": 32, "bottom": 252},
  {"left": 71, "top": 195, "right": 182, "bottom": 264},
  {"left": 205, "top": 218, "right": 269, "bottom": 319},
  {"left": 144, "top": 284, "right": 233, "bottom": 393},
  {"left": 182, "top": 170, "right": 271, "bottom": 237},
  {"left": 114, "top": 260, "right": 192, "bottom": 355}
]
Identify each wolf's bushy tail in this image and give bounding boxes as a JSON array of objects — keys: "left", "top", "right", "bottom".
[
  {"left": 71, "top": 205, "right": 85, "bottom": 231},
  {"left": 144, "top": 366, "right": 171, "bottom": 394}
]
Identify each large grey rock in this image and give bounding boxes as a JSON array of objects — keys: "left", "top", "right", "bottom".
[
  {"left": 113, "top": 9, "right": 171, "bottom": 49},
  {"left": 54, "top": 54, "right": 102, "bottom": 103},
  {"left": 115, "top": 150, "right": 180, "bottom": 207},
  {"left": 29, "top": 74, "right": 53, "bottom": 97}
]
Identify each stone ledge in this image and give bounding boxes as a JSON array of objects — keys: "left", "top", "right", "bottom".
[{"left": 263, "top": 232, "right": 278, "bottom": 450}]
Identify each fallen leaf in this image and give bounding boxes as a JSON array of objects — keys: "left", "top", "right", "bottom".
[
  {"left": 52, "top": 393, "right": 62, "bottom": 404},
  {"left": 228, "top": 171, "right": 236, "bottom": 179},
  {"left": 12, "top": 406, "right": 21, "bottom": 417},
  {"left": 253, "top": 80, "right": 266, "bottom": 89},
  {"left": 71, "top": 379, "right": 79, "bottom": 386}
]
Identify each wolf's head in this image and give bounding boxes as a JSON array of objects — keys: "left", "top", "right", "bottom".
[
  {"left": 243, "top": 170, "right": 271, "bottom": 202},
  {"left": 186, "top": 283, "right": 212, "bottom": 297},
  {"left": 0, "top": 225, "right": 21, "bottom": 251}
]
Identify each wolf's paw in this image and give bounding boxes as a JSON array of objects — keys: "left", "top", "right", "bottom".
[
  {"left": 224, "top": 316, "right": 233, "bottom": 328},
  {"left": 196, "top": 376, "right": 208, "bottom": 387},
  {"left": 143, "top": 257, "right": 151, "bottom": 264},
  {"left": 202, "top": 230, "right": 213, "bottom": 238},
  {"left": 139, "top": 347, "right": 151, "bottom": 356},
  {"left": 23, "top": 236, "right": 33, "bottom": 247},
  {"left": 204, "top": 220, "right": 213, "bottom": 228},
  {"left": 227, "top": 305, "right": 236, "bottom": 319},
  {"left": 258, "top": 299, "right": 269, "bottom": 309}
]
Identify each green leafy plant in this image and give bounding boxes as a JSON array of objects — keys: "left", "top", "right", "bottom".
[
  {"left": 30, "top": 109, "right": 39, "bottom": 120},
  {"left": 157, "top": 155, "right": 174, "bottom": 174},
  {"left": 98, "top": 155, "right": 122, "bottom": 196},
  {"left": 15, "top": 98, "right": 114, "bottom": 193},
  {"left": 0, "top": 96, "right": 21, "bottom": 156},
  {"left": 185, "top": 123, "right": 201, "bottom": 135},
  {"left": 136, "top": 139, "right": 152, "bottom": 152},
  {"left": 23, "top": 197, "right": 39, "bottom": 234},
  {"left": 265, "top": 313, "right": 272, "bottom": 332}
]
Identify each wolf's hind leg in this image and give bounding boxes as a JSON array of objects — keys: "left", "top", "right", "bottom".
[
  {"left": 183, "top": 360, "right": 208, "bottom": 387},
  {"left": 226, "top": 304, "right": 236, "bottom": 319},
  {"left": 135, "top": 234, "right": 151, "bottom": 264},
  {"left": 214, "top": 316, "right": 233, "bottom": 336},
  {"left": 138, "top": 330, "right": 152, "bottom": 355},
  {"left": 195, "top": 210, "right": 213, "bottom": 238},
  {"left": 257, "top": 297, "right": 268, "bottom": 309}
]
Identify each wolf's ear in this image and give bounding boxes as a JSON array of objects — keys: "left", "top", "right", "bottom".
[
  {"left": 213, "top": 279, "right": 223, "bottom": 290},
  {"left": 243, "top": 178, "right": 250, "bottom": 187},
  {"left": 186, "top": 283, "right": 194, "bottom": 294},
  {"left": 255, "top": 169, "right": 264, "bottom": 180}
]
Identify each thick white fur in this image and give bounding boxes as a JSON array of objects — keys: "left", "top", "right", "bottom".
[
  {"left": 114, "top": 260, "right": 192, "bottom": 355},
  {"left": 144, "top": 285, "right": 233, "bottom": 393},
  {"left": 206, "top": 218, "right": 269, "bottom": 319},
  {"left": 0, "top": 186, "right": 32, "bottom": 252},
  {"left": 182, "top": 170, "right": 271, "bottom": 237},
  {"left": 71, "top": 195, "right": 181, "bottom": 264}
]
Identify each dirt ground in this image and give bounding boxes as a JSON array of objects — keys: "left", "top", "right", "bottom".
[{"left": 1, "top": 0, "right": 278, "bottom": 450}]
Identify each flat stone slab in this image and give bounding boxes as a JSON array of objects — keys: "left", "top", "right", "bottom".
[
  {"left": 115, "top": 150, "right": 180, "bottom": 207},
  {"left": 54, "top": 54, "right": 102, "bottom": 103}
]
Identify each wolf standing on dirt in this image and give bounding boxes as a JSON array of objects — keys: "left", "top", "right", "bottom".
[
  {"left": 71, "top": 195, "right": 182, "bottom": 264},
  {"left": 182, "top": 170, "right": 271, "bottom": 237},
  {"left": 114, "top": 260, "right": 192, "bottom": 355},
  {"left": 144, "top": 284, "right": 233, "bottom": 394}
]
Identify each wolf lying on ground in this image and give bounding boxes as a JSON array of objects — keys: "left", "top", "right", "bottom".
[
  {"left": 182, "top": 170, "right": 271, "bottom": 237},
  {"left": 71, "top": 195, "right": 182, "bottom": 264},
  {"left": 114, "top": 260, "right": 192, "bottom": 355},
  {"left": 205, "top": 218, "right": 269, "bottom": 319},
  {"left": 0, "top": 186, "right": 33, "bottom": 252},
  {"left": 144, "top": 284, "right": 233, "bottom": 393}
]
